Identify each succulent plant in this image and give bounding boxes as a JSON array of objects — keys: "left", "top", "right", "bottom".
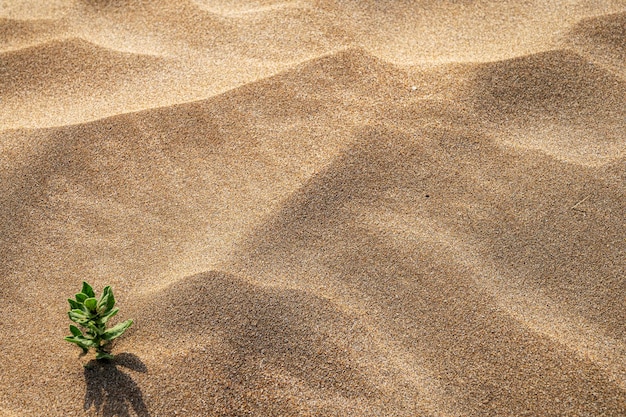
[{"left": 64, "top": 282, "right": 133, "bottom": 360}]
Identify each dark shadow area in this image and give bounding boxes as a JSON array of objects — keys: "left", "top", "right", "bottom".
[{"left": 84, "top": 353, "right": 150, "bottom": 417}]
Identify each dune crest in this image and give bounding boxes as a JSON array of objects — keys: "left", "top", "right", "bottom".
[
  {"left": 565, "top": 11, "right": 626, "bottom": 77},
  {"left": 1, "top": 37, "right": 168, "bottom": 92},
  {"left": 232, "top": 122, "right": 626, "bottom": 415},
  {"left": 0, "top": 37, "right": 189, "bottom": 129},
  {"left": 465, "top": 49, "right": 626, "bottom": 165},
  {"left": 0, "top": 17, "right": 65, "bottom": 51},
  {"left": 127, "top": 270, "right": 435, "bottom": 415}
]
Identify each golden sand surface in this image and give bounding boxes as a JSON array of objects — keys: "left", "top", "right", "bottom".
[{"left": 1, "top": 1, "right": 625, "bottom": 416}]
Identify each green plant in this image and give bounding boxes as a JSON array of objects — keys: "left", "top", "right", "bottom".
[{"left": 64, "top": 282, "right": 133, "bottom": 360}]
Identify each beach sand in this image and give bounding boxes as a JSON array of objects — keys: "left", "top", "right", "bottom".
[{"left": 1, "top": 1, "right": 625, "bottom": 415}]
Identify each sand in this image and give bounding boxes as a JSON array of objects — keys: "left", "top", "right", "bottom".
[{"left": 1, "top": 1, "right": 625, "bottom": 416}]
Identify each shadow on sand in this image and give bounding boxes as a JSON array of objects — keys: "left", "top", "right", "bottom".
[{"left": 83, "top": 353, "right": 150, "bottom": 417}]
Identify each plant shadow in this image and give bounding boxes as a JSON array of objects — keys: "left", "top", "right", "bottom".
[{"left": 83, "top": 353, "right": 150, "bottom": 417}]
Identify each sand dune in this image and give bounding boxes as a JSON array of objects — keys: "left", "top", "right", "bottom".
[
  {"left": 230, "top": 122, "right": 626, "bottom": 415},
  {"left": 565, "top": 12, "right": 626, "bottom": 77},
  {"left": 322, "top": 0, "right": 626, "bottom": 64},
  {"left": 76, "top": 0, "right": 235, "bottom": 50},
  {"left": 1, "top": 2, "right": 625, "bottom": 416},
  {"left": 0, "top": 17, "right": 65, "bottom": 51},
  {"left": 75, "top": 0, "right": 347, "bottom": 59},
  {"left": 465, "top": 49, "right": 626, "bottom": 165},
  {"left": 1, "top": 38, "right": 168, "bottom": 94},
  {"left": 0, "top": 37, "right": 187, "bottom": 128},
  {"left": 469, "top": 50, "right": 625, "bottom": 118},
  {"left": 129, "top": 271, "right": 397, "bottom": 415},
  {"left": 0, "top": 48, "right": 406, "bottom": 297},
  {"left": 0, "top": 2, "right": 351, "bottom": 129}
]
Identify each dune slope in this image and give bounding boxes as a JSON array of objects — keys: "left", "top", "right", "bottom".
[
  {"left": 233, "top": 120, "right": 626, "bottom": 415},
  {"left": 0, "top": 38, "right": 168, "bottom": 95},
  {"left": 565, "top": 11, "right": 626, "bottom": 77},
  {"left": 464, "top": 49, "right": 626, "bottom": 165},
  {"left": 0, "top": 17, "right": 64, "bottom": 51}
]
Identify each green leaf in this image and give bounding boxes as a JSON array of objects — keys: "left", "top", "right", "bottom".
[
  {"left": 69, "top": 325, "right": 82, "bottom": 337},
  {"left": 106, "top": 287, "right": 116, "bottom": 311},
  {"left": 81, "top": 282, "right": 95, "bottom": 298},
  {"left": 68, "top": 298, "right": 82, "bottom": 310},
  {"left": 97, "top": 287, "right": 112, "bottom": 314},
  {"left": 70, "top": 308, "right": 88, "bottom": 316},
  {"left": 84, "top": 297, "right": 97, "bottom": 312},
  {"left": 79, "top": 336, "right": 98, "bottom": 347},
  {"left": 98, "top": 307, "right": 119, "bottom": 324},
  {"left": 69, "top": 311, "right": 90, "bottom": 325},
  {"left": 96, "top": 297, "right": 109, "bottom": 314},
  {"left": 67, "top": 282, "right": 133, "bottom": 360},
  {"left": 68, "top": 310, "right": 86, "bottom": 320},
  {"left": 102, "top": 319, "right": 133, "bottom": 341},
  {"left": 95, "top": 351, "right": 114, "bottom": 360},
  {"left": 85, "top": 321, "right": 102, "bottom": 336},
  {"left": 64, "top": 335, "right": 83, "bottom": 346},
  {"left": 65, "top": 335, "right": 97, "bottom": 349}
]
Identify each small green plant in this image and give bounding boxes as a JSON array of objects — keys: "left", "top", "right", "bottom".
[{"left": 64, "top": 282, "right": 133, "bottom": 360}]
